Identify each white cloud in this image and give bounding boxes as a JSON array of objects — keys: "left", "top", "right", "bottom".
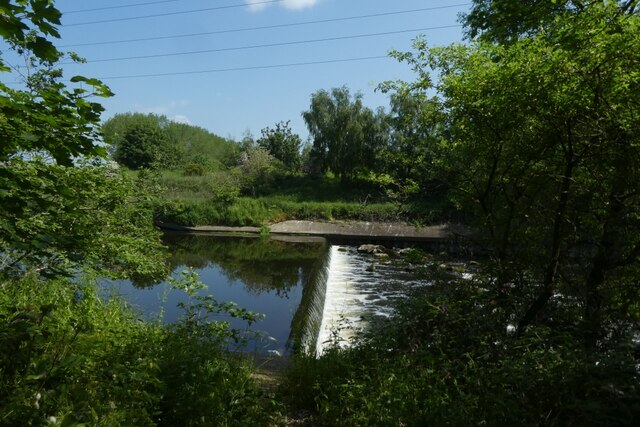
[
  {"left": 246, "top": 1, "right": 269, "bottom": 12},
  {"left": 245, "top": 0, "right": 319, "bottom": 12},
  {"left": 282, "top": 0, "right": 319, "bottom": 10}
]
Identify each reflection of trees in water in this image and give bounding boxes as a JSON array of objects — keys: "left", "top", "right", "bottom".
[{"left": 163, "top": 234, "right": 327, "bottom": 295}]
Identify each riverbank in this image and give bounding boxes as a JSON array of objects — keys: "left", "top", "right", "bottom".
[{"left": 157, "top": 220, "right": 472, "bottom": 244}]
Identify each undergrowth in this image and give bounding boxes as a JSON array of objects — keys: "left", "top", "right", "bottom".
[
  {"left": 155, "top": 197, "right": 400, "bottom": 227},
  {"left": 282, "top": 279, "right": 640, "bottom": 426},
  {"left": 0, "top": 272, "right": 277, "bottom": 426},
  {"left": 135, "top": 169, "right": 455, "bottom": 227}
]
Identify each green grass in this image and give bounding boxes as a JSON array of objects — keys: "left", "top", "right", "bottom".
[
  {"left": 152, "top": 170, "right": 404, "bottom": 226},
  {"left": 155, "top": 197, "right": 400, "bottom": 227}
]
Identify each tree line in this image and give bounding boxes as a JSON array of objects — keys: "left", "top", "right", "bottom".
[{"left": 2, "top": 0, "right": 640, "bottom": 424}]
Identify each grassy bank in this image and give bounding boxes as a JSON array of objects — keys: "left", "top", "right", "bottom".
[{"left": 151, "top": 171, "right": 406, "bottom": 227}]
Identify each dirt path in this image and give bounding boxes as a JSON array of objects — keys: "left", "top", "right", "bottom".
[{"left": 247, "top": 354, "right": 317, "bottom": 426}]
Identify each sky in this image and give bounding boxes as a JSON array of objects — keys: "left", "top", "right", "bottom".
[{"left": 47, "top": 0, "right": 469, "bottom": 141}]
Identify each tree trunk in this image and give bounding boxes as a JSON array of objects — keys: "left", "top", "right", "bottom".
[{"left": 517, "top": 138, "right": 574, "bottom": 334}]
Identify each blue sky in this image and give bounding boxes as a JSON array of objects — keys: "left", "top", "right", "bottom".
[{"left": 53, "top": 0, "right": 469, "bottom": 141}]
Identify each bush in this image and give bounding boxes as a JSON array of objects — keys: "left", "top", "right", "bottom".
[
  {"left": 0, "top": 273, "right": 274, "bottom": 426},
  {"left": 183, "top": 162, "right": 208, "bottom": 176},
  {"left": 114, "top": 124, "right": 180, "bottom": 170},
  {"left": 282, "top": 279, "right": 640, "bottom": 426}
]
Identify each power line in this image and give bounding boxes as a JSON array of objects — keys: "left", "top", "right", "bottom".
[
  {"left": 63, "top": 0, "right": 287, "bottom": 27},
  {"left": 60, "top": 4, "right": 470, "bottom": 48},
  {"left": 75, "top": 25, "right": 460, "bottom": 64},
  {"left": 96, "top": 55, "right": 391, "bottom": 80},
  {"left": 63, "top": 0, "right": 180, "bottom": 15}
]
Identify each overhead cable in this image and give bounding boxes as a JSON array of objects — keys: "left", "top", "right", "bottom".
[
  {"left": 63, "top": 0, "right": 180, "bottom": 15},
  {"left": 60, "top": 4, "right": 469, "bottom": 47},
  {"left": 96, "top": 55, "right": 391, "bottom": 80},
  {"left": 74, "top": 26, "right": 460, "bottom": 63},
  {"left": 64, "top": 0, "right": 287, "bottom": 26}
]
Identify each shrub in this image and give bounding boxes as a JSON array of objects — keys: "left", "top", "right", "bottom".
[
  {"left": 282, "top": 279, "right": 640, "bottom": 426},
  {"left": 183, "top": 162, "right": 208, "bottom": 176},
  {"left": 0, "top": 272, "right": 274, "bottom": 426}
]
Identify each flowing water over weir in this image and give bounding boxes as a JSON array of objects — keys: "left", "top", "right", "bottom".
[{"left": 298, "top": 245, "right": 431, "bottom": 356}]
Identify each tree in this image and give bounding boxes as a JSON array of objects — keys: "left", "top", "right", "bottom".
[
  {"left": 102, "top": 112, "right": 168, "bottom": 153},
  {"left": 164, "top": 121, "right": 238, "bottom": 170},
  {"left": 113, "top": 123, "right": 174, "bottom": 170},
  {"left": 0, "top": 1, "right": 166, "bottom": 280},
  {"left": 302, "top": 87, "right": 387, "bottom": 180},
  {"left": 104, "top": 113, "right": 183, "bottom": 170},
  {"left": 375, "top": 86, "right": 448, "bottom": 203},
  {"left": 256, "top": 121, "right": 302, "bottom": 172},
  {"left": 1, "top": 161, "right": 168, "bottom": 280},
  {"left": 238, "top": 146, "right": 279, "bottom": 197},
  {"left": 464, "top": 0, "right": 639, "bottom": 43},
  {"left": 0, "top": 1, "right": 113, "bottom": 165},
  {"left": 103, "top": 113, "right": 238, "bottom": 172},
  {"left": 393, "top": 3, "right": 640, "bottom": 344}
]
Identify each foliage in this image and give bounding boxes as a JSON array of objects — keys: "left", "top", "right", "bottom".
[
  {"left": 370, "top": 85, "right": 454, "bottom": 213},
  {"left": 0, "top": 0, "right": 113, "bottom": 166},
  {"left": 182, "top": 161, "right": 207, "bottom": 176},
  {"left": 0, "top": 0, "right": 123, "bottom": 281},
  {"left": 256, "top": 120, "right": 302, "bottom": 172},
  {"left": 156, "top": 196, "right": 399, "bottom": 227},
  {"left": 464, "top": 0, "right": 639, "bottom": 43},
  {"left": 0, "top": 272, "right": 274, "bottom": 426},
  {"left": 152, "top": 170, "right": 406, "bottom": 226},
  {"left": 0, "top": 161, "right": 168, "bottom": 280},
  {"left": 303, "top": 87, "right": 388, "bottom": 180},
  {"left": 237, "top": 146, "right": 281, "bottom": 197},
  {"left": 283, "top": 279, "right": 640, "bottom": 426},
  {"left": 103, "top": 113, "right": 238, "bottom": 172},
  {"left": 102, "top": 112, "right": 169, "bottom": 155},
  {"left": 159, "top": 270, "right": 269, "bottom": 425},
  {"left": 392, "top": 3, "right": 640, "bottom": 342},
  {"left": 113, "top": 123, "right": 180, "bottom": 170},
  {"left": 1, "top": 3, "right": 275, "bottom": 426},
  {"left": 276, "top": 4, "right": 640, "bottom": 425},
  {"left": 163, "top": 120, "right": 238, "bottom": 170}
]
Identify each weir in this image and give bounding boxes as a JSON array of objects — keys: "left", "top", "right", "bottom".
[
  {"left": 287, "top": 245, "right": 331, "bottom": 353},
  {"left": 290, "top": 245, "right": 364, "bottom": 356},
  {"left": 315, "top": 246, "right": 360, "bottom": 356},
  {"left": 308, "top": 245, "right": 427, "bottom": 356}
]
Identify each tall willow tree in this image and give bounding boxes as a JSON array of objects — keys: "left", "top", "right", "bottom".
[
  {"left": 303, "top": 87, "right": 387, "bottom": 180},
  {"left": 393, "top": 3, "right": 640, "bottom": 343}
]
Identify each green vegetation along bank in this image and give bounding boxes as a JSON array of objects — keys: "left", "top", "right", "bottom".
[{"left": 2, "top": 0, "right": 640, "bottom": 426}]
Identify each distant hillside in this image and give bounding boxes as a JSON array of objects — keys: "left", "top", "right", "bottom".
[{"left": 102, "top": 112, "right": 238, "bottom": 171}]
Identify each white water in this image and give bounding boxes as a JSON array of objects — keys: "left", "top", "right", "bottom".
[
  {"left": 315, "top": 246, "right": 360, "bottom": 355},
  {"left": 314, "top": 245, "right": 428, "bottom": 356}
]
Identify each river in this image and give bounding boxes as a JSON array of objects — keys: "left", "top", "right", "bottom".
[{"left": 102, "top": 232, "right": 437, "bottom": 355}]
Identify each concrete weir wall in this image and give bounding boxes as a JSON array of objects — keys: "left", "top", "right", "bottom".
[{"left": 157, "top": 220, "right": 472, "bottom": 246}]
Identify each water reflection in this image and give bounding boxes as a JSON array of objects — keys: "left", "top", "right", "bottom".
[
  {"left": 165, "top": 233, "right": 326, "bottom": 298},
  {"left": 107, "top": 233, "right": 329, "bottom": 354}
]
